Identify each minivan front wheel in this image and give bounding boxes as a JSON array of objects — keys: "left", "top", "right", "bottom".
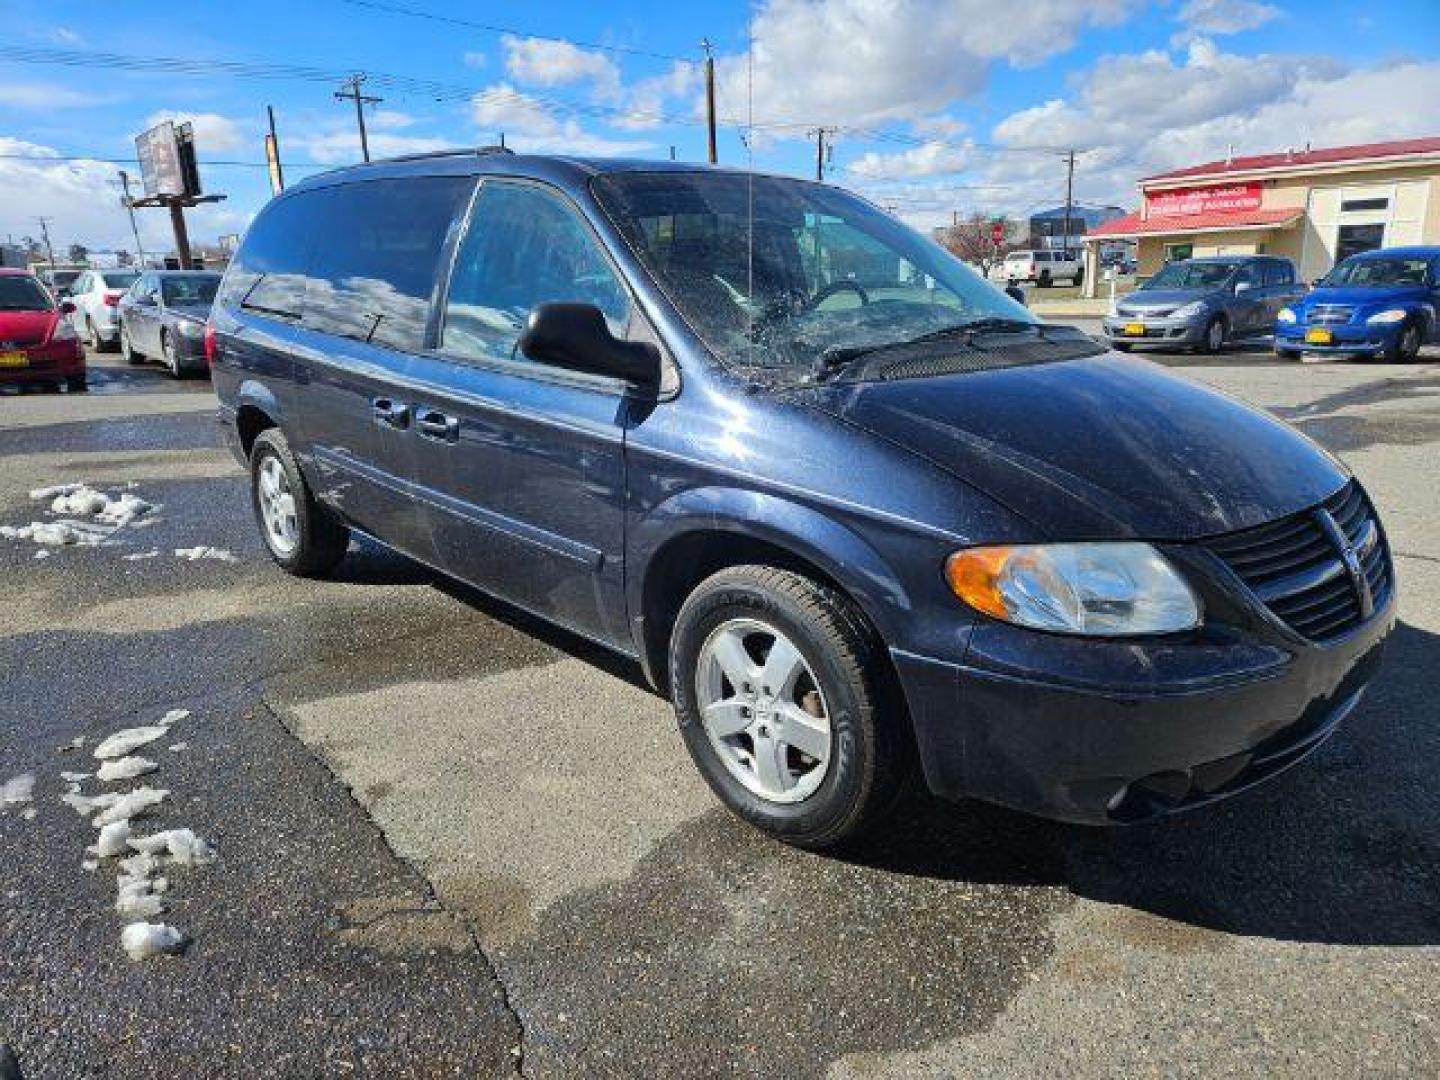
[
  {"left": 669, "top": 565, "right": 908, "bottom": 849},
  {"left": 248, "top": 429, "right": 350, "bottom": 577}
]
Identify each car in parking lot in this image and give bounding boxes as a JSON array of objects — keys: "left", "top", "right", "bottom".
[
  {"left": 1103, "top": 255, "right": 1303, "bottom": 353},
  {"left": 0, "top": 268, "right": 85, "bottom": 392},
  {"left": 67, "top": 268, "right": 140, "bottom": 351},
  {"left": 1275, "top": 246, "right": 1438, "bottom": 361},
  {"left": 1001, "top": 248, "right": 1083, "bottom": 287},
  {"left": 118, "top": 270, "right": 221, "bottom": 377},
  {"left": 211, "top": 151, "right": 1395, "bottom": 846}
]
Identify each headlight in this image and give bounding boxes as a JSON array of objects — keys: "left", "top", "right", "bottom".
[
  {"left": 1366, "top": 309, "right": 1407, "bottom": 325},
  {"left": 1172, "top": 301, "right": 1206, "bottom": 319},
  {"left": 945, "top": 542, "right": 1200, "bottom": 636},
  {"left": 1277, "top": 307, "right": 1297, "bottom": 324}
]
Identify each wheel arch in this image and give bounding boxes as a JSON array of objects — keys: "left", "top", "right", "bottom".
[{"left": 234, "top": 380, "right": 284, "bottom": 459}]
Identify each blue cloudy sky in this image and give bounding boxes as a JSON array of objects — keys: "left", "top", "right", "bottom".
[{"left": 2, "top": 0, "right": 1438, "bottom": 253}]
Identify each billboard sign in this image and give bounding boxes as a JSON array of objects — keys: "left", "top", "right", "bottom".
[
  {"left": 1147, "top": 182, "right": 1262, "bottom": 218},
  {"left": 136, "top": 122, "right": 185, "bottom": 197}
]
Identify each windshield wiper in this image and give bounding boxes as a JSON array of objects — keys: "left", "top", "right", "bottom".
[{"left": 809, "top": 317, "right": 1040, "bottom": 382}]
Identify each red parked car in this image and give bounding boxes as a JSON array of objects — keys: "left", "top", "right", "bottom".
[{"left": 0, "top": 268, "right": 86, "bottom": 392}]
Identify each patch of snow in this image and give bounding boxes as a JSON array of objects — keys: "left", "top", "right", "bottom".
[
  {"left": 129, "top": 828, "right": 217, "bottom": 867},
  {"left": 60, "top": 736, "right": 85, "bottom": 752},
  {"left": 91, "top": 786, "right": 168, "bottom": 828},
  {"left": 21, "top": 806, "right": 36, "bottom": 821},
  {"left": 118, "top": 850, "right": 160, "bottom": 879},
  {"left": 174, "top": 546, "right": 239, "bottom": 563},
  {"left": 61, "top": 791, "right": 121, "bottom": 816},
  {"left": 60, "top": 770, "right": 90, "bottom": 782},
  {"left": 93, "top": 820, "right": 132, "bottom": 858},
  {"left": 47, "top": 486, "right": 154, "bottom": 527},
  {"left": 93, "top": 725, "right": 169, "bottom": 760},
  {"left": 34, "top": 549, "right": 52, "bottom": 560},
  {"left": 160, "top": 709, "right": 190, "bottom": 726},
  {"left": 122, "top": 549, "right": 161, "bottom": 561},
  {"left": 0, "top": 520, "right": 111, "bottom": 547},
  {"left": 96, "top": 756, "right": 158, "bottom": 783},
  {"left": 1, "top": 774, "right": 35, "bottom": 807},
  {"left": 29, "top": 482, "right": 86, "bottom": 501},
  {"left": 81, "top": 859, "right": 98, "bottom": 872},
  {"left": 167, "top": 742, "right": 188, "bottom": 753},
  {"left": 120, "top": 921, "right": 185, "bottom": 960}
]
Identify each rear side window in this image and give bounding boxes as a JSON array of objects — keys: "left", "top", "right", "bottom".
[
  {"left": 1264, "top": 261, "right": 1294, "bottom": 286},
  {"left": 441, "top": 180, "right": 630, "bottom": 365},
  {"left": 220, "top": 192, "right": 319, "bottom": 321},
  {"left": 303, "top": 177, "right": 472, "bottom": 353}
]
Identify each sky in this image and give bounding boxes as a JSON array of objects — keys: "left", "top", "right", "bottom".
[{"left": 1, "top": 0, "right": 1438, "bottom": 256}]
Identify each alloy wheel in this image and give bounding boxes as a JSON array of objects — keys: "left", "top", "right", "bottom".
[
  {"left": 695, "top": 617, "right": 832, "bottom": 804},
  {"left": 257, "top": 455, "right": 299, "bottom": 556},
  {"left": 1207, "top": 318, "right": 1225, "bottom": 352}
]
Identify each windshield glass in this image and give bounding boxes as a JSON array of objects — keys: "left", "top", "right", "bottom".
[
  {"left": 162, "top": 275, "right": 221, "bottom": 305},
  {"left": 101, "top": 272, "right": 140, "bottom": 290},
  {"left": 592, "top": 171, "right": 1032, "bottom": 371},
  {"left": 0, "top": 275, "right": 54, "bottom": 311},
  {"left": 1322, "top": 256, "right": 1431, "bottom": 288},
  {"left": 1143, "top": 261, "right": 1239, "bottom": 290}
]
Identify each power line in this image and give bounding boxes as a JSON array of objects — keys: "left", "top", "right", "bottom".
[
  {"left": 0, "top": 152, "right": 328, "bottom": 172},
  {"left": 334, "top": 0, "right": 696, "bottom": 64}
]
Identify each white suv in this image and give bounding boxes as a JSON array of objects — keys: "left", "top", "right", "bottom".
[
  {"left": 1002, "top": 249, "right": 1083, "bottom": 288},
  {"left": 68, "top": 268, "right": 141, "bottom": 351}
]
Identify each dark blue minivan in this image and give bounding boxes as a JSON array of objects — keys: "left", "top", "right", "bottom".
[{"left": 211, "top": 150, "right": 1395, "bottom": 847}]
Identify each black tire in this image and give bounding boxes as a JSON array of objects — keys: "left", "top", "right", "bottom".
[
  {"left": 84, "top": 318, "right": 100, "bottom": 351},
  {"left": 1112, "top": 341, "right": 1134, "bottom": 353},
  {"left": 248, "top": 429, "right": 350, "bottom": 577},
  {"left": 66, "top": 374, "right": 88, "bottom": 392},
  {"left": 1197, "top": 315, "right": 1227, "bottom": 355},
  {"left": 160, "top": 330, "right": 182, "bottom": 378},
  {"left": 668, "top": 565, "right": 910, "bottom": 849},
  {"left": 1384, "top": 318, "right": 1424, "bottom": 363},
  {"left": 121, "top": 323, "right": 144, "bottom": 365},
  {"left": 1275, "top": 347, "right": 1301, "bottom": 361},
  {"left": 1038, "top": 270, "right": 1052, "bottom": 288}
]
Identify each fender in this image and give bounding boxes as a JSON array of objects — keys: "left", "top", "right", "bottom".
[
  {"left": 234, "top": 377, "right": 284, "bottom": 429},
  {"left": 627, "top": 484, "right": 914, "bottom": 645}
]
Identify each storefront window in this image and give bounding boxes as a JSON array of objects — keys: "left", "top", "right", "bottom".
[
  {"left": 1164, "top": 243, "right": 1193, "bottom": 262},
  {"left": 1336, "top": 223, "right": 1385, "bottom": 262}
]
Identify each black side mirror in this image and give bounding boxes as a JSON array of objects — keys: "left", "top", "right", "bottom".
[{"left": 519, "top": 302, "right": 659, "bottom": 386}]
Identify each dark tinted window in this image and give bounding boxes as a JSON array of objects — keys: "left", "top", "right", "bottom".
[
  {"left": 219, "top": 191, "right": 320, "bottom": 320},
  {"left": 0, "top": 275, "right": 53, "bottom": 310},
  {"left": 162, "top": 274, "right": 221, "bottom": 306},
  {"left": 1263, "top": 261, "right": 1294, "bottom": 286},
  {"left": 100, "top": 272, "right": 139, "bottom": 290},
  {"left": 443, "top": 181, "right": 629, "bottom": 364},
  {"left": 303, "top": 177, "right": 470, "bottom": 353}
]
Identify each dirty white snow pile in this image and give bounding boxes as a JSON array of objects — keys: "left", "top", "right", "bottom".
[
  {"left": 174, "top": 546, "right": 239, "bottom": 563},
  {"left": 0, "top": 482, "right": 159, "bottom": 552},
  {"left": 57, "top": 707, "right": 216, "bottom": 960},
  {"left": 1, "top": 773, "right": 36, "bottom": 809}
]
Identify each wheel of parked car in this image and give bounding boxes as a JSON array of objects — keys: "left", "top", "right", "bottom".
[
  {"left": 66, "top": 374, "right": 87, "bottom": 393},
  {"left": 160, "top": 330, "right": 181, "bottom": 378},
  {"left": 248, "top": 429, "right": 351, "bottom": 577},
  {"left": 1038, "top": 270, "right": 1052, "bottom": 288},
  {"left": 668, "top": 565, "right": 910, "bottom": 849},
  {"left": 84, "top": 318, "right": 101, "bottom": 351},
  {"left": 1198, "top": 315, "right": 1227, "bottom": 355},
  {"left": 120, "top": 324, "right": 144, "bottom": 365},
  {"left": 1274, "top": 346, "right": 1301, "bottom": 361},
  {"left": 1385, "top": 317, "right": 1425, "bottom": 363},
  {"left": 1112, "top": 341, "right": 1133, "bottom": 353}
]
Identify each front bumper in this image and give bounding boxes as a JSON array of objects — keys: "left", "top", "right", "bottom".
[
  {"left": 892, "top": 577, "right": 1395, "bottom": 826},
  {"left": 1276, "top": 324, "right": 1396, "bottom": 356},
  {"left": 1102, "top": 313, "right": 1205, "bottom": 346}
]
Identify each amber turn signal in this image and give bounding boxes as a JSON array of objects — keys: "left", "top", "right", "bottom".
[{"left": 944, "top": 546, "right": 1017, "bottom": 620}]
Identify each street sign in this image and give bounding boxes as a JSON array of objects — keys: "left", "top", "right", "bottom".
[
  {"left": 990, "top": 221, "right": 1005, "bottom": 245},
  {"left": 135, "top": 122, "right": 185, "bottom": 198}
]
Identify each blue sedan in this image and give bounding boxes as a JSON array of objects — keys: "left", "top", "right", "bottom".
[{"left": 1276, "top": 246, "right": 1438, "bottom": 361}]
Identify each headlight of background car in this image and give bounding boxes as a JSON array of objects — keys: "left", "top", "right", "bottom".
[
  {"left": 1171, "top": 301, "right": 1206, "bottom": 319},
  {"left": 1366, "top": 308, "right": 1408, "bottom": 325},
  {"left": 945, "top": 542, "right": 1200, "bottom": 636},
  {"left": 1276, "top": 307, "right": 1297, "bottom": 324}
]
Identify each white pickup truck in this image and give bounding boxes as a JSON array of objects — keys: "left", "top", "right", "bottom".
[{"left": 1001, "top": 249, "right": 1083, "bottom": 287}]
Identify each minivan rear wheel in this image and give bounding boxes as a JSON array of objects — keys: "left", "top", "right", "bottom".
[
  {"left": 249, "top": 429, "right": 350, "bottom": 577},
  {"left": 668, "top": 565, "right": 909, "bottom": 849}
]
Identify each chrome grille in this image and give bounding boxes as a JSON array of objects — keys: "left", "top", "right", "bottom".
[
  {"left": 1306, "top": 304, "right": 1355, "bottom": 326},
  {"left": 1203, "top": 481, "right": 1392, "bottom": 642}
]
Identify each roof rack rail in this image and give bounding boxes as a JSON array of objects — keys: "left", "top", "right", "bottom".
[{"left": 378, "top": 145, "right": 514, "bottom": 164}]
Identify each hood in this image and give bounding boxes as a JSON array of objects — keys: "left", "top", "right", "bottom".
[
  {"left": 0, "top": 309, "right": 58, "bottom": 346},
  {"left": 1117, "top": 288, "right": 1213, "bottom": 311},
  {"left": 792, "top": 354, "right": 1347, "bottom": 541},
  {"left": 1301, "top": 283, "right": 1429, "bottom": 309}
]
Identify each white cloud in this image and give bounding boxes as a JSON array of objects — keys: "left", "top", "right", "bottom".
[
  {"left": 143, "top": 110, "right": 248, "bottom": 153},
  {"left": 50, "top": 26, "right": 82, "bottom": 44},
  {"left": 1176, "top": 0, "right": 1281, "bottom": 35},
  {"left": 610, "top": 61, "right": 701, "bottom": 132},
  {"left": 848, "top": 139, "right": 975, "bottom": 179},
  {"left": 469, "top": 83, "right": 653, "bottom": 156},
  {"left": 463, "top": 51, "right": 487, "bottom": 68},
  {"left": 0, "top": 137, "right": 246, "bottom": 254},
  {"left": 502, "top": 35, "right": 621, "bottom": 99},
  {"left": 713, "top": 0, "right": 1138, "bottom": 131},
  {"left": 0, "top": 81, "right": 107, "bottom": 110}
]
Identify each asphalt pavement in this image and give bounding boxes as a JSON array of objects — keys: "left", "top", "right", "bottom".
[{"left": 1, "top": 343, "right": 1437, "bottom": 1077}]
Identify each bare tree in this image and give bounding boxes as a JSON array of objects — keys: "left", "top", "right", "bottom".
[{"left": 939, "top": 214, "right": 1015, "bottom": 277}]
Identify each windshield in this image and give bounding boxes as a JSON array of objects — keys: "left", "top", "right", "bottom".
[
  {"left": 101, "top": 272, "right": 140, "bottom": 290},
  {"left": 1321, "top": 256, "right": 1431, "bottom": 288},
  {"left": 592, "top": 172, "right": 1032, "bottom": 371},
  {"left": 1143, "top": 261, "right": 1239, "bottom": 290},
  {"left": 0, "top": 276, "right": 54, "bottom": 311},
  {"left": 162, "top": 275, "right": 221, "bottom": 305}
]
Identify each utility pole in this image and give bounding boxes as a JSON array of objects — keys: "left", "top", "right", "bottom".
[
  {"left": 35, "top": 217, "right": 56, "bottom": 274},
  {"left": 117, "top": 171, "right": 147, "bottom": 264},
  {"left": 335, "top": 73, "right": 383, "bottom": 163},
  {"left": 702, "top": 39, "right": 717, "bottom": 165},
  {"left": 1061, "top": 148, "right": 1076, "bottom": 258},
  {"left": 808, "top": 127, "right": 837, "bottom": 182}
]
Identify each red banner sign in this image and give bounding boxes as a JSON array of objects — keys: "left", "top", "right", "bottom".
[{"left": 1147, "top": 182, "right": 1262, "bottom": 218}]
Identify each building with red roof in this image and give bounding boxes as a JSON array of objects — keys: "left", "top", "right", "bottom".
[{"left": 1079, "top": 137, "right": 1440, "bottom": 296}]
